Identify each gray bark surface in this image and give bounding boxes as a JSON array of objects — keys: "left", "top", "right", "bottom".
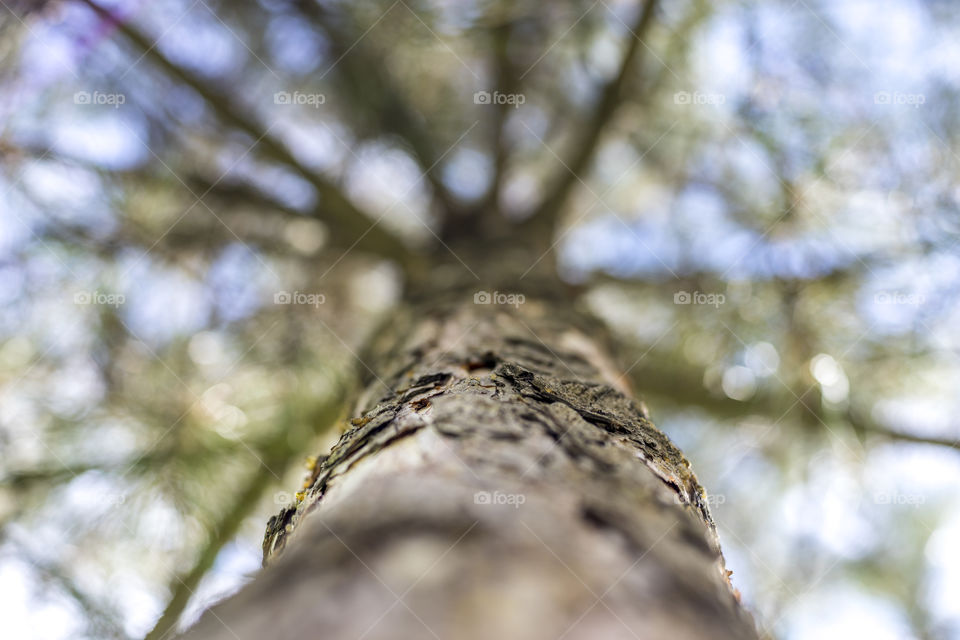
[{"left": 181, "top": 279, "right": 757, "bottom": 640}]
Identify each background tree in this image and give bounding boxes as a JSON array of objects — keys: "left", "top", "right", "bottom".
[{"left": 1, "top": 0, "right": 959, "bottom": 639}]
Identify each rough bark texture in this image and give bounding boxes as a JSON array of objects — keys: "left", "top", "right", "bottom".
[{"left": 181, "top": 269, "right": 757, "bottom": 640}]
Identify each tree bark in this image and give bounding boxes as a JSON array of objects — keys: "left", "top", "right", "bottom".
[{"left": 180, "top": 268, "right": 757, "bottom": 640}]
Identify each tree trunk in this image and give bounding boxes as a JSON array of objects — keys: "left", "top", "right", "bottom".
[{"left": 180, "top": 263, "right": 757, "bottom": 640}]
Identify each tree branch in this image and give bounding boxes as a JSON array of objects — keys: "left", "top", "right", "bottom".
[
  {"left": 626, "top": 355, "right": 960, "bottom": 452},
  {"left": 79, "top": 0, "right": 415, "bottom": 268},
  {"left": 522, "top": 0, "right": 660, "bottom": 235},
  {"left": 479, "top": 16, "right": 521, "bottom": 220},
  {"left": 847, "top": 411, "right": 960, "bottom": 451},
  {"left": 3, "top": 534, "right": 131, "bottom": 640},
  {"left": 143, "top": 463, "right": 271, "bottom": 640},
  {"left": 294, "top": 0, "right": 462, "bottom": 218},
  {"left": 143, "top": 392, "right": 347, "bottom": 640}
]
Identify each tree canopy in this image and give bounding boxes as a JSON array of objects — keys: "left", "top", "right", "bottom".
[{"left": 1, "top": 1, "right": 959, "bottom": 638}]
